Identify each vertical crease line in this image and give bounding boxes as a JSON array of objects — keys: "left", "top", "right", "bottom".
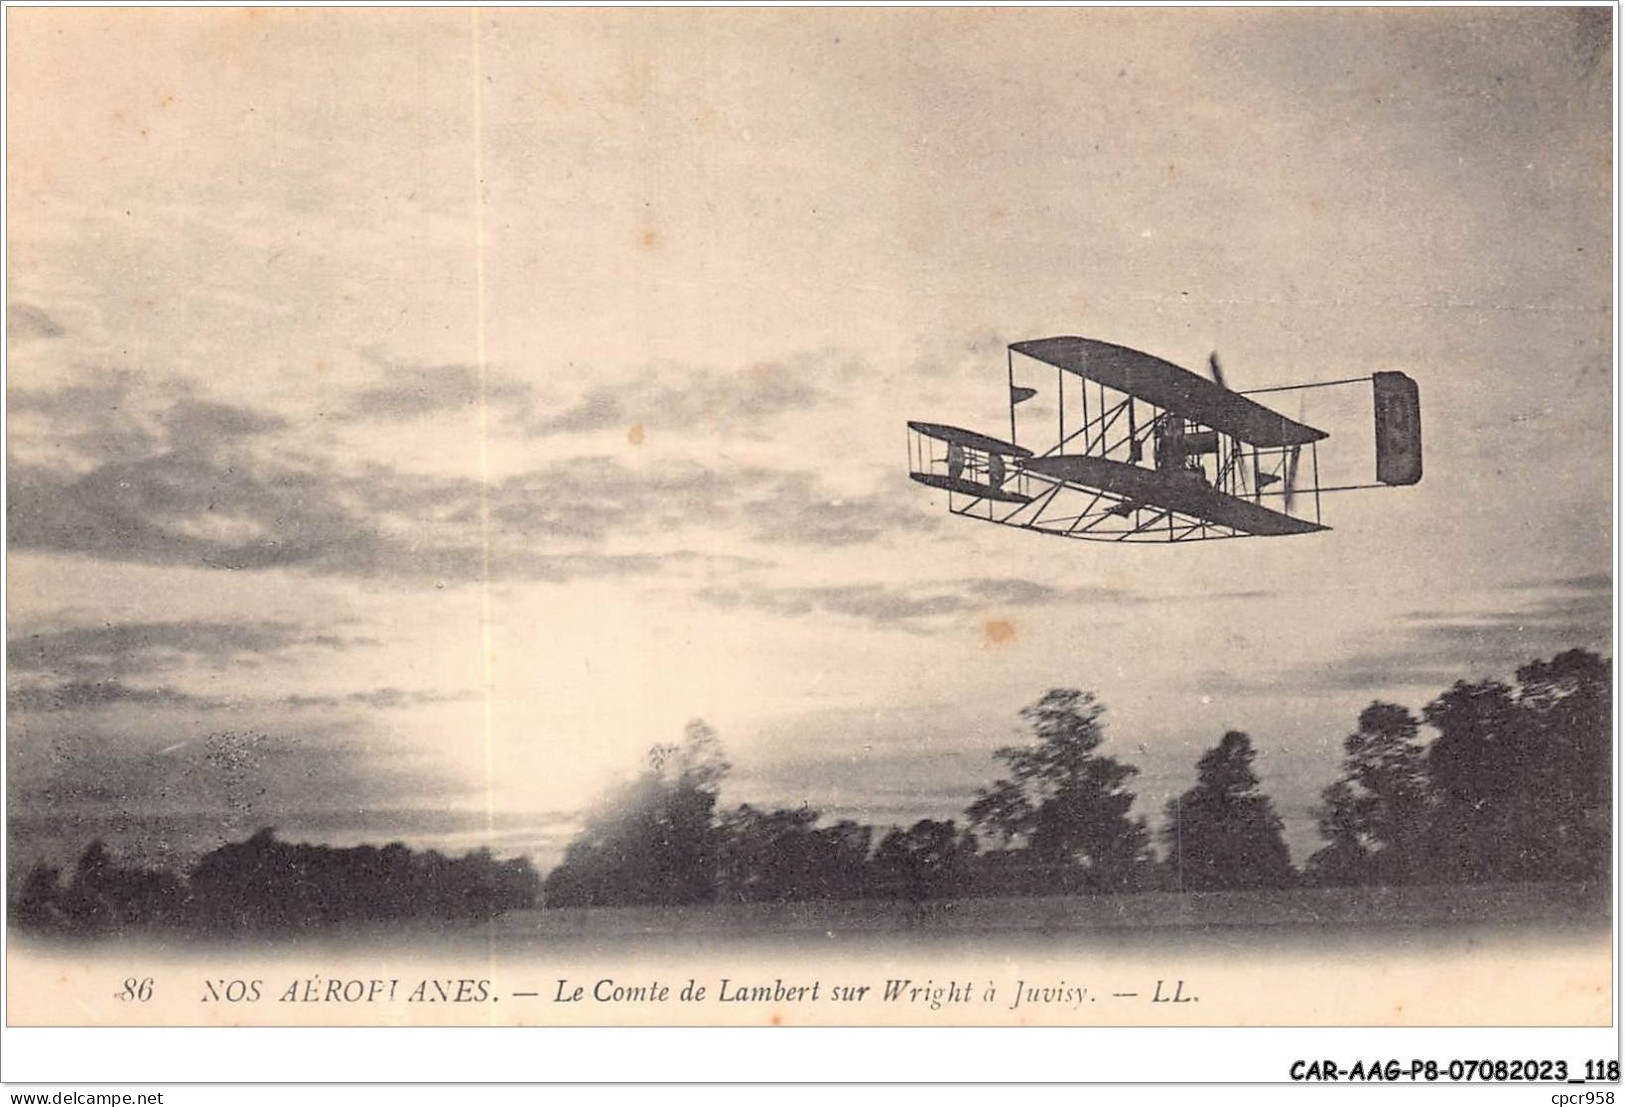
[
  {"left": 471, "top": 6, "right": 493, "bottom": 849},
  {"left": 470, "top": 7, "right": 499, "bottom": 998}
]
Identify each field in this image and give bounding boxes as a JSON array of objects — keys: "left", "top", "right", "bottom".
[
  {"left": 13, "top": 880, "right": 1605, "bottom": 953},
  {"left": 476, "top": 881, "right": 1610, "bottom": 952}
]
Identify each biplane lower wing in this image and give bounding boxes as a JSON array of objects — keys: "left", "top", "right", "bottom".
[
  {"left": 908, "top": 472, "right": 1033, "bottom": 504},
  {"left": 1020, "top": 455, "right": 1327, "bottom": 536}
]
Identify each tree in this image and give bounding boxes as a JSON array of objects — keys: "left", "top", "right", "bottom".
[
  {"left": 965, "top": 689, "right": 1150, "bottom": 891},
  {"left": 543, "top": 720, "right": 731, "bottom": 907},
  {"left": 1513, "top": 649, "right": 1610, "bottom": 882},
  {"left": 13, "top": 861, "right": 64, "bottom": 928},
  {"left": 1305, "top": 703, "right": 1431, "bottom": 886},
  {"left": 1162, "top": 731, "right": 1297, "bottom": 891},
  {"left": 716, "top": 805, "right": 873, "bottom": 903},
  {"left": 54, "top": 839, "right": 186, "bottom": 933},
  {"left": 54, "top": 839, "right": 119, "bottom": 932},
  {"left": 186, "top": 828, "right": 539, "bottom": 929},
  {"left": 1423, "top": 677, "right": 1535, "bottom": 883},
  {"left": 717, "top": 804, "right": 819, "bottom": 903},
  {"left": 810, "top": 820, "right": 877, "bottom": 900},
  {"left": 1423, "top": 650, "right": 1611, "bottom": 884},
  {"left": 870, "top": 819, "right": 977, "bottom": 902}
]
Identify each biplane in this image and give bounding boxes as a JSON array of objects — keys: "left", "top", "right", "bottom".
[{"left": 907, "top": 336, "right": 1421, "bottom": 543}]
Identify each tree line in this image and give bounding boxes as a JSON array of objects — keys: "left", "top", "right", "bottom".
[
  {"left": 543, "top": 648, "right": 1610, "bottom": 905},
  {"left": 539, "top": 690, "right": 1289, "bottom": 905},
  {"left": 13, "top": 827, "right": 540, "bottom": 935},
  {"left": 9, "top": 646, "right": 1609, "bottom": 931}
]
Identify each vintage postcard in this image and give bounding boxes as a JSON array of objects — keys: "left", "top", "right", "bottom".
[{"left": 3, "top": 4, "right": 1614, "bottom": 1071}]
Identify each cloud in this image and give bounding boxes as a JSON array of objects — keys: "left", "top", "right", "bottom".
[
  {"left": 8, "top": 452, "right": 374, "bottom": 572},
  {"left": 162, "top": 398, "right": 288, "bottom": 446},
  {"left": 7, "top": 379, "right": 495, "bottom": 577},
  {"left": 482, "top": 460, "right": 935, "bottom": 550},
  {"left": 512, "top": 549, "right": 766, "bottom": 583},
  {"left": 7, "top": 302, "right": 64, "bottom": 341},
  {"left": 8, "top": 619, "right": 350, "bottom": 681},
  {"left": 1195, "top": 581, "right": 1611, "bottom": 699},
  {"left": 6, "top": 620, "right": 482, "bottom": 729},
  {"left": 7, "top": 725, "right": 469, "bottom": 855},
  {"left": 10, "top": 371, "right": 927, "bottom": 581},
  {"left": 8, "top": 445, "right": 781, "bottom": 582},
  {"left": 1514, "top": 572, "right": 1611, "bottom": 596},
  {"left": 10, "top": 376, "right": 286, "bottom": 472},
  {"left": 1219, "top": 663, "right": 1480, "bottom": 698},
  {"left": 7, "top": 680, "right": 221, "bottom": 713},
  {"left": 9, "top": 677, "right": 481, "bottom": 717},
  {"left": 739, "top": 471, "right": 940, "bottom": 547},
  {"left": 1406, "top": 609, "right": 1610, "bottom": 671},
  {"left": 1403, "top": 574, "right": 1612, "bottom": 662},
  {"left": 9, "top": 375, "right": 163, "bottom": 464},
  {"left": 328, "top": 348, "right": 849, "bottom": 438},
  {"left": 695, "top": 576, "right": 1140, "bottom": 630},
  {"left": 4, "top": 618, "right": 459, "bottom": 722},
  {"left": 483, "top": 458, "right": 770, "bottom": 543},
  {"left": 280, "top": 687, "right": 478, "bottom": 710},
  {"left": 526, "top": 357, "right": 835, "bottom": 438},
  {"left": 338, "top": 360, "right": 537, "bottom": 424}
]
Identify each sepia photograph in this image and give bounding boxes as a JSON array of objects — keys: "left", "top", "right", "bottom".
[{"left": 2, "top": 2, "right": 1616, "bottom": 1086}]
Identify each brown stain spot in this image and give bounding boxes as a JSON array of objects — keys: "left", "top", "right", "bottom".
[
  {"left": 983, "top": 618, "right": 1017, "bottom": 646},
  {"left": 1308, "top": 195, "right": 1324, "bottom": 214},
  {"left": 1165, "top": 162, "right": 1177, "bottom": 177},
  {"left": 989, "top": 206, "right": 1007, "bottom": 222},
  {"left": 159, "top": 94, "right": 176, "bottom": 109},
  {"left": 640, "top": 229, "right": 659, "bottom": 249},
  {"left": 627, "top": 423, "right": 645, "bottom": 445},
  {"left": 770, "top": 1013, "right": 782, "bottom": 1026}
]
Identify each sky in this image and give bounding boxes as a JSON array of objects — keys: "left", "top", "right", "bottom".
[{"left": 5, "top": 7, "right": 1613, "bottom": 881}]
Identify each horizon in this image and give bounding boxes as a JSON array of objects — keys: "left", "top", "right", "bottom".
[{"left": 7, "top": 640, "right": 1607, "bottom": 884}]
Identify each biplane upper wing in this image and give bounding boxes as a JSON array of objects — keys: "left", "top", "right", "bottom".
[
  {"left": 1021, "top": 455, "right": 1327, "bottom": 536},
  {"left": 1010, "top": 337, "right": 1328, "bottom": 448},
  {"left": 906, "top": 421, "right": 1032, "bottom": 457}
]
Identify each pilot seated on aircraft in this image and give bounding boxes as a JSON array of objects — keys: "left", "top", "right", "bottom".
[{"left": 1154, "top": 420, "right": 1213, "bottom": 485}]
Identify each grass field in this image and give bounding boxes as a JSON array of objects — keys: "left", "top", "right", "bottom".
[
  {"left": 467, "top": 880, "right": 1611, "bottom": 955},
  {"left": 11, "top": 880, "right": 1608, "bottom": 955}
]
